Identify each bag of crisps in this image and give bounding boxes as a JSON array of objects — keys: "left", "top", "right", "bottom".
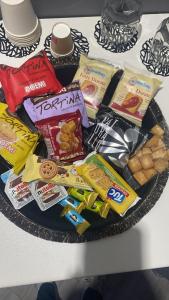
[
  {"left": 73, "top": 54, "right": 118, "bottom": 119},
  {"left": 0, "top": 103, "right": 39, "bottom": 174}
]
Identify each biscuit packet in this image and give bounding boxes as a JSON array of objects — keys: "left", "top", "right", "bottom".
[
  {"left": 24, "top": 81, "right": 89, "bottom": 128},
  {"left": 76, "top": 153, "right": 140, "bottom": 216},
  {"left": 0, "top": 50, "right": 63, "bottom": 112},
  {"left": 22, "top": 154, "right": 93, "bottom": 191},
  {"left": 84, "top": 105, "right": 151, "bottom": 168},
  {"left": 35, "top": 110, "right": 85, "bottom": 162},
  {"left": 123, "top": 124, "right": 169, "bottom": 189},
  {"left": 73, "top": 54, "right": 118, "bottom": 119},
  {"left": 61, "top": 207, "right": 90, "bottom": 235},
  {"left": 0, "top": 103, "right": 39, "bottom": 174},
  {"left": 109, "top": 67, "right": 162, "bottom": 127},
  {"left": 4, "top": 170, "right": 34, "bottom": 209},
  {"left": 29, "top": 180, "right": 68, "bottom": 211}
]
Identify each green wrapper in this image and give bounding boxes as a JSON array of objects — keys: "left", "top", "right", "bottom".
[
  {"left": 68, "top": 187, "right": 98, "bottom": 207},
  {"left": 88, "top": 201, "right": 110, "bottom": 218}
]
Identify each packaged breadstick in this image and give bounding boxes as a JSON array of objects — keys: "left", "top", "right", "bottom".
[{"left": 76, "top": 153, "right": 140, "bottom": 216}]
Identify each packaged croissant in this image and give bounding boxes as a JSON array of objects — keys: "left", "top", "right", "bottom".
[
  {"left": 73, "top": 54, "right": 118, "bottom": 119},
  {"left": 0, "top": 103, "right": 39, "bottom": 174},
  {"left": 109, "top": 66, "right": 162, "bottom": 127}
]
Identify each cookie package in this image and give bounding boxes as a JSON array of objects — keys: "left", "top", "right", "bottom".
[
  {"left": 22, "top": 154, "right": 93, "bottom": 191},
  {"left": 123, "top": 124, "right": 169, "bottom": 189},
  {"left": 35, "top": 110, "right": 85, "bottom": 162},
  {"left": 0, "top": 50, "right": 63, "bottom": 112},
  {"left": 109, "top": 67, "right": 162, "bottom": 127},
  {"left": 29, "top": 180, "right": 68, "bottom": 211},
  {"left": 76, "top": 153, "right": 140, "bottom": 216},
  {"left": 73, "top": 54, "right": 118, "bottom": 119},
  {"left": 24, "top": 81, "right": 89, "bottom": 128},
  {"left": 84, "top": 105, "right": 151, "bottom": 168},
  {"left": 0, "top": 103, "right": 39, "bottom": 174}
]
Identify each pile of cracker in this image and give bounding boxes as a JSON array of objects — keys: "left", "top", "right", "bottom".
[{"left": 128, "top": 125, "right": 169, "bottom": 185}]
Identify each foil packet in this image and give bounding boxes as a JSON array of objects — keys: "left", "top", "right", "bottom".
[
  {"left": 24, "top": 81, "right": 89, "bottom": 128},
  {"left": 4, "top": 170, "right": 34, "bottom": 209},
  {"left": 29, "top": 180, "right": 68, "bottom": 211},
  {"left": 84, "top": 105, "right": 150, "bottom": 168}
]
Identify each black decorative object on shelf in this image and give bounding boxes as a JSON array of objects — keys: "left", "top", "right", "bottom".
[
  {"left": 140, "top": 38, "right": 169, "bottom": 77},
  {"left": 0, "top": 23, "right": 40, "bottom": 58},
  {"left": 44, "top": 28, "right": 89, "bottom": 65},
  {"left": 94, "top": 20, "right": 138, "bottom": 53}
]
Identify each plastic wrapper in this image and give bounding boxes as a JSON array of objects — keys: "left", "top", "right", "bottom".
[
  {"left": 73, "top": 54, "right": 118, "bottom": 119},
  {"left": 61, "top": 207, "right": 90, "bottom": 235},
  {"left": 0, "top": 103, "right": 39, "bottom": 174},
  {"left": 109, "top": 67, "right": 162, "bottom": 126},
  {"left": 29, "top": 180, "right": 68, "bottom": 211},
  {"left": 123, "top": 124, "right": 169, "bottom": 189},
  {"left": 35, "top": 110, "right": 85, "bottom": 162},
  {"left": 22, "top": 154, "right": 93, "bottom": 191},
  {"left": 4, "top": 170, "right": 34, "bottom": 209},
  {"left": 68, "top": 187, "right": 98, "bottom": 207},
  {"left": 24, "top": 81, "right": 89, "bottom": 128},
  {"left": 0, "top": 51, "right": 63, "bottom": 112},
  {"left": 84, "top": 105, "right": 151, "bottom": 168},
  {"left": 59, "top": 196, "right": 85, "bottom": 214},
  {"left": 76, "top": 153, "right": 140, "bottom": 216}
]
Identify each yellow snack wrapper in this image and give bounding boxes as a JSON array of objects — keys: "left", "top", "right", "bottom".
[
  {"left": 68, "top": 187, "right": 98, "bottom": 207},
  {"left": 22, "top": 153, "right": 93, "bottom": 190},
  {"left": 73, "top": 54, "right": 118, "bottom": 119},
  {"left": 76, "top": 153, "right": 140, "bottom": 216},
  {"left": 0, "top": 103, "right": 39, "bottom": 174},
  {"left": 109, "top": 67, "right": 162, "bottom": 127}
]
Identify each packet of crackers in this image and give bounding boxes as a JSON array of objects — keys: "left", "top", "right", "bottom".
[
  {"left": 109, "top": 66, "right": 162, "bottom": 127},
  {"left": 61, "top": 206, "right": 90, "bottom": 235},
  {"left": 0, "top": 51, "right": 63, "bottom": 112},
  {"left": 123, "top": 124, "right": 169, "bottom": 189},
  {"left": 0, "top": 103, "right": 39, "bottom": 174},
  {"left": 73, "top": 54, "right": 118, "bottom": 119},
  {"left": 84, "top": 105, "right": 151, "bottom": 168},
  {"left": 35, "top": 110, "right": 85, "bottom": 162},
  {"left": 24, "top": 81, "right": 89, "bottom": 128},
  {"left": 4, "top": 170, "right": 34, "bottom": 209},
  {"left": 29, "top": 180, "right": 68, "bottom": 211},
  {"left": 76, "top": 153, "right": 140, "bottom": 216},
  {"left": 22, "top": 153, "right": 93, "bottom": 191}
]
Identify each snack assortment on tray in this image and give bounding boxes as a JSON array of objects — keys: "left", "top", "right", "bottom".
[{"left": 0, "top": 50, "right": 168, "bottom": 235}]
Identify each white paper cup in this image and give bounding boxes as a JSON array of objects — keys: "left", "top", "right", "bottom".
[
  {"left": 50, "top": 22, "right": 74, "bottom": 57},
  {"left": 1, "top": 0, "right": 38, "bottom": 36}
]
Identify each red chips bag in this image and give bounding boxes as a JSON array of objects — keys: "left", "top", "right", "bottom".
[
  {"left": 35, "top": 110, "right": 85, "bottom": 162},
  {"left": 0, "top": 50, "right": 63, "bottom": 112}
]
